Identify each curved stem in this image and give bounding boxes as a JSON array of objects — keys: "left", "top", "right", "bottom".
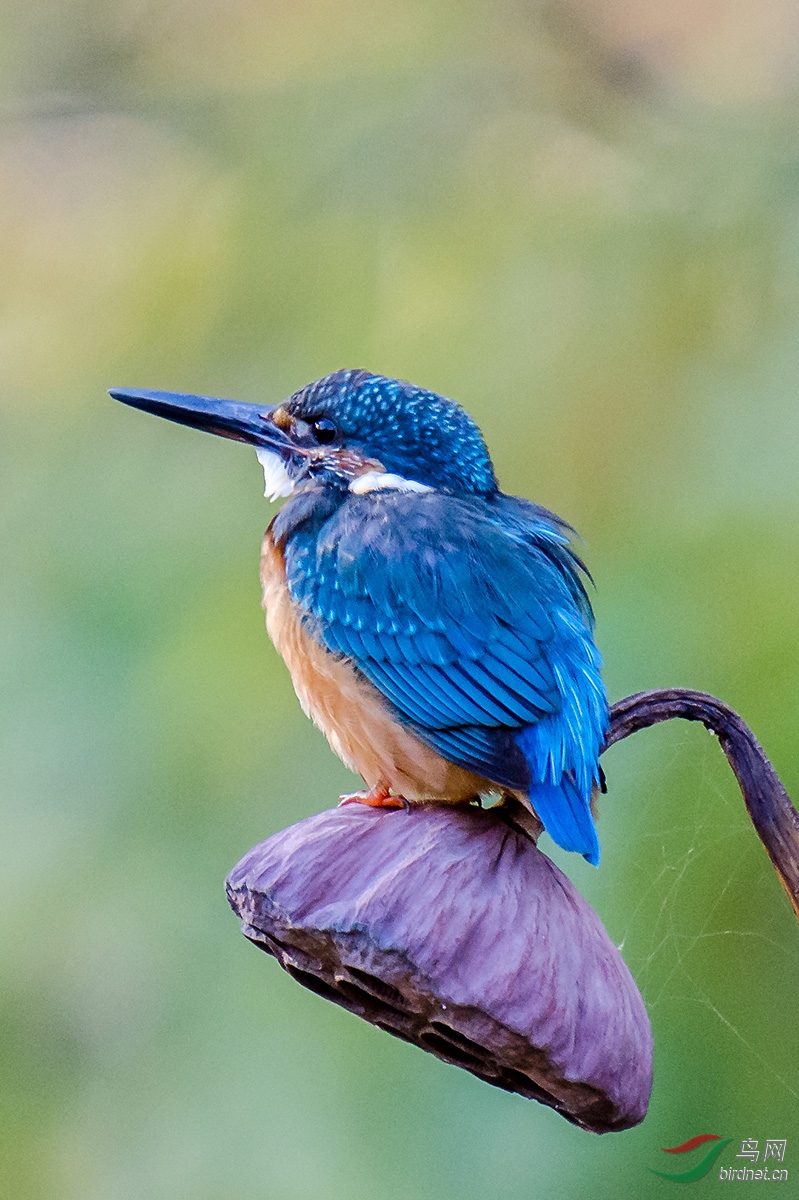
[{"left": 605, "top": 689, "right": 799, "bottom": 922}]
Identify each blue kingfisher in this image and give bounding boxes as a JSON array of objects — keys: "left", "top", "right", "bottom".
[{"left": 111, "top": 370, "right": 608, "bottom": 864}]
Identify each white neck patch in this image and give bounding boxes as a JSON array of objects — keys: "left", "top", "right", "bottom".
[
  {"left": 255, "top": 448, "right": 295, "bottom": 501},
  {"left": 349, "top": 470, "right": 433, "bottom": 496},
  {"left": 255, "top": 450, "right": 433, "bottom": 502}
]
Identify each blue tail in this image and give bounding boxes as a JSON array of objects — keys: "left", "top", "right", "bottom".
[{"left": 529, "top": 775, "right": 600, "bottom": 866}]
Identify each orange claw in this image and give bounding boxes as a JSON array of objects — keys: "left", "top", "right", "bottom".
[{"left": 338, "top": 784, "right": 411, "bottom": 811}]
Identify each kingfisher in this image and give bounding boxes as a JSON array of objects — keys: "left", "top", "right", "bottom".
[{"left": 111, "top": 371, "right": 608, "bottom": 865}]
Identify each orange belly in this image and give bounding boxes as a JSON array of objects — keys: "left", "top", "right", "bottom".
[{"left": 260, "top": 531, "right": 492, "bottom": 803}]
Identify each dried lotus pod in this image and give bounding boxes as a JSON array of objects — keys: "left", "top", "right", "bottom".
[
  {"left": 226, "top": 802, "right": 652, "bottom": 1134},
  {"left": 225, "top": 688, "right": 799, "bottom": 1134}
]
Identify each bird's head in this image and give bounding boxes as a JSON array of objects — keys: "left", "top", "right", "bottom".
[{"left": 110, "top": 370, "right": 498, "bottom": 500}]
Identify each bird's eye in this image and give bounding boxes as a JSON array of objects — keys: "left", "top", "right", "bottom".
[{"left": 312, "top": 417, "right": 337, "bottom": 444}]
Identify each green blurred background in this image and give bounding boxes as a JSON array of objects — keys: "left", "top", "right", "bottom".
[{"left": 2, "top": 1, "right": 799, "bottom": 1196}]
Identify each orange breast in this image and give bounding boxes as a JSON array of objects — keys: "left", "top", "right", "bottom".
[{"left": 259, "top": 530, "right": 491, "bottom": 803}]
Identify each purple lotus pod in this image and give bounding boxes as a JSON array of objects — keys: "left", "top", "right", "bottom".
[
  {"left": 226, "top": 802, "right": 652, "bottom": 1133},
  {"left": 226, "top": 689, "right": 799, "bottom": 1134}
]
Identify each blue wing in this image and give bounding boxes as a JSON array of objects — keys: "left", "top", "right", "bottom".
[{"left": 280, "top": 490, "right": 608, "bottom": 860}]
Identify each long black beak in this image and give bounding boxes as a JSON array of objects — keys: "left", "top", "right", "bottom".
[{"left": 109, "top": 388, "right": 291, "bottom": 452}]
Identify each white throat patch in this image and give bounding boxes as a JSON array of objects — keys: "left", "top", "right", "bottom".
[
  {"left": 349, "top": 471, "right": 433, "bottom": 496},
  {"left": 255, "top": 448, "right": 295, "bottom": 502},
  {"left": 255, "top": 450, "right": 433, "bottom": 502}
]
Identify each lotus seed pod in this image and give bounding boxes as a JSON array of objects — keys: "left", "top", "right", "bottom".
[{"left": 226, "top": 803, "right": 652, "bottom": 1134}]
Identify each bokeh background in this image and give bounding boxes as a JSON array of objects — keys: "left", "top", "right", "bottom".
[{"left": 2, "top": 1, "right": 799, "bottom": 1197}]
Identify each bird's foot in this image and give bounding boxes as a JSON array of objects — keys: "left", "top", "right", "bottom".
[{"left": 338, "top": 785, "right": 412, "bottom": 812}]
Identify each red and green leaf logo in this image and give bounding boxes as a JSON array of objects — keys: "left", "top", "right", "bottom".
[{"left": 649, "top": 1134, "right": 733, "bottom": 1182}]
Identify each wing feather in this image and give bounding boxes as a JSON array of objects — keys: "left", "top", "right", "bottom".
[{"left": 284, "top": 490, "right": 600, "bottom": 789}]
